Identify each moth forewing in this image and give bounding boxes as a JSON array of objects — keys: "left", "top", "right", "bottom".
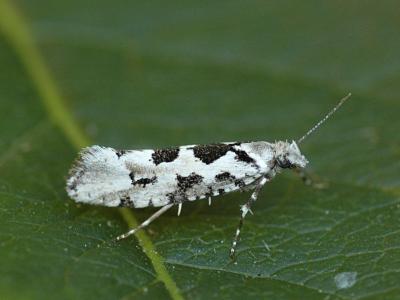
[{"left": 66, "top": 142, "right": 274, "bottom": 208}]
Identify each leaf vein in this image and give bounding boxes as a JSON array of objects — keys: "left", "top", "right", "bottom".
[{"left": 0, "top": 2, "right": 183, "bottom": 299}]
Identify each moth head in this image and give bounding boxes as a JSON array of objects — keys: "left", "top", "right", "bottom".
[{"left": 275, "top": 141, "right": 308, "bottom": 169}]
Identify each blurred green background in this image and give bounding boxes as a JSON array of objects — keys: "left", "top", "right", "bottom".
[{"left": 0, "top": 1, "right": 399, "bottom": 299}]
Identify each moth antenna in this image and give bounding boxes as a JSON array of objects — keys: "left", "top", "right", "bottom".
[{"left": 297, "top": 93, "right": 351, "bottom": 144}]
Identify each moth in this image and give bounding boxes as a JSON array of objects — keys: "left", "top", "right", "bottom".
[{"left": 66, "top": 93, "right": 351, "bottom": 259}]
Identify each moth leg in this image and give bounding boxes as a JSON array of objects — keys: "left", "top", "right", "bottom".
[
  {"left": 294, "top": 168, "right": 327, "bottom": 189},
  {"left": 116, "top": 203, "right": 174, "bottom": 241},
  {"left": 230, "top": 176, "right": 268, "bottom": 260},
  {"left": 177, "top": 202, "right": 183, "bottom": 216}
]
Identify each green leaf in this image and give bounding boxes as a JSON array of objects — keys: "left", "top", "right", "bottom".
[{"left": 1, "top": 1, "right": 399, "bottom": 299}]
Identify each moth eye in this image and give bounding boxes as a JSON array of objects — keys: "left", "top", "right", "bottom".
[{"left": 277, "top": 158, "right": 293, "bottom": 169}]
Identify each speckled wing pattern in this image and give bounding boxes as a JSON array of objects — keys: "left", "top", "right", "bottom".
[{"left": 66, "top": 142, "right": 275, "bottom": 208}]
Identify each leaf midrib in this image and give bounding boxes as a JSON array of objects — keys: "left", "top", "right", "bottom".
[{"left": 0, "top": 1, "right": 183, "bottom": 300}]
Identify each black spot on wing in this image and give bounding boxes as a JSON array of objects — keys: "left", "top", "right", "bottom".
[
  {"left": 234, "top": 179, "right": 246, "bottom": 188},
  {"left": 119, "top": 195, "right": 133, "bottom": 207},
  {"left": 166, "top": 193, "right": 175, "bottom": 203},
  {"left": 133, "top": 176, "right": 157, "bottom": 187},
  {"left": 115, "top": 149, "right": 126, "bottom": 158},
  {"left": 231, "top": 149, "right": 255, "bottom": 164},
  {"left": 215, "top": 172, "right": 236, "bottom": 182},
  {"left": 192, "top": 143, "right": 241, "bottom": 164},
  {"left": 129, "top": 172, "right": 135, "bottom": 183},
  {"left": 166, "top": 172, "right": 204, "bottom": 204},
  {"left": 67, "top": 169, "right": 84, "bottom": 193},
  {"left": 166, "top": 192, "right": 183, "bottom": 204},
  {"left": 66, "top": 160, "right": 86, "bottom": 193},
  {"left": 152, "top": 148, "right": 179, "bottom": 165},
  {"left": 218, "top": 188, "right": 225, "bottom": 195},
  {"left": 177, "top": 172, "right": 204, "bottom": 191}
]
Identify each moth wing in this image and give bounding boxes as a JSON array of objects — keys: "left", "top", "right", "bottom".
[{"left": 66, "top": 142, "right": 274, "bottom": 208}]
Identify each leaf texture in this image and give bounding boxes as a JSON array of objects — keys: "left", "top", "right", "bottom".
[{"left": 0, "top": 1, "right": 399, "bottom": 299}]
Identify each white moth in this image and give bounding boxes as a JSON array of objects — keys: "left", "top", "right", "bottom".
[{"left": 66, "top": 94, "right": 351, "bottom": 259}]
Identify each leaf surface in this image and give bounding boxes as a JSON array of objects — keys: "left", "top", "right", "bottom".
[{"left": 0, "top": 1, "right": 399, "bottom": 299}]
